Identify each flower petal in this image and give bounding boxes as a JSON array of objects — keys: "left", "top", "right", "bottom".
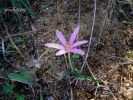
[
  {"left": 69, "top": 25, "right": 80, "bottom": 45},
  {"left": 56, "top": 30, "right": 67, "bottom": 46},
  {"left": 56, "top": 49, "right": 67, "bottom": 56},
  {"left": 45, "top": 43, "right": 65, "bottom": 50},
  {"left": 70, "top": 48, "right": 85, "bottom": 56},
  {"left": 71, "top": 40, "right": 88, "bottom": 48}
]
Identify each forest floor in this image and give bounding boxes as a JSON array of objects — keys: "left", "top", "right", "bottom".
[{"left": 0, "top": 0, "right": 133, "bottom": 100}]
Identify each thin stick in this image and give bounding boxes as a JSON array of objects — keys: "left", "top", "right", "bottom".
[
  {"left": 45, "top": 71, "right": 61, "bottom": 81},
  {"left": 70, "top": 87, "right": 74, "bottom": 100},
  {"left": 75, "top": 0, "right": 97, "bottom": 86},
  {"left": 38, "top": 38, "right": 58, "bottom": 61},
  {"left": 81, "top": 0, "right": 97, "bottom": 71},
  {"left": 2, "top": 28, "right": 55, "bottom": 38},
  {"left": 100, "top": 79, "right": 117, "bottom": 100},
  {"left": 38, "top": 48, "right": 50, "bottom": 61},
  {"left": 4, "top": 24, "right": 26, "bottom": 61},
  {"left": 29, "top": 84, "right": 35, "bottom": 98}
]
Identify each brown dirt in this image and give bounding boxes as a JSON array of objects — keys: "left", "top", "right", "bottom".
[{"left": 1, "top": 0, "right": 133, "bottom": 100}]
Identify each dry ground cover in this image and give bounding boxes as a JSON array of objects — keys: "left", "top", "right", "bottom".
[{"left": 0, "top": 0, "right": 133, "bottom": 100}]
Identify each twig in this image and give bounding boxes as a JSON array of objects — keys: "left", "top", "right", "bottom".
[
  {"left": 4, "top": 24, "right": 26, "bottom": 61},
  {"left": 29, "top": 84, "right": 35, "bottom": 98},
  {"left": 45, "top": 71, "right": 61, "bottom": 81},
  {"left": 38, "top": 48, "right": 50, "bottom": 61},
  {"left": 0, "top": 38, "right": 16, "bottom": 68},
  {"left": 75, "top": 0, "right": 98, "bottom": 87},
  {"left": 81, "top": 0, "right": 97, "bottom": 70},
  {"left": 39, "top": 37, "right": 58, "bottom": 61},
  {"left": 2, "top": 28, "right": 55, "bottom": 38},
  {"left": 85, "top": 61, "right": 96, "bottom": 78},
  {"left": 100, "top": 79, "right": 117, "bottom": 100},
  {"left": 70, "top": 87, "right": 74, "bottom": 100}
]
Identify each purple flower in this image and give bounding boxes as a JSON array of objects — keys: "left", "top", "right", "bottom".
[{"left": 45, "top": 25, "right": 88, "bottom": 56}]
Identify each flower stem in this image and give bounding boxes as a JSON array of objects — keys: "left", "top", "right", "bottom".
[{"left": 68, "top": 53, "right": 74, "bottom": 73}]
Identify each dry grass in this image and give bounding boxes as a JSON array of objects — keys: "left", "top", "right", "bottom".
[{"left": 1, "top": 0, "right": 133, "bottom": 99}]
